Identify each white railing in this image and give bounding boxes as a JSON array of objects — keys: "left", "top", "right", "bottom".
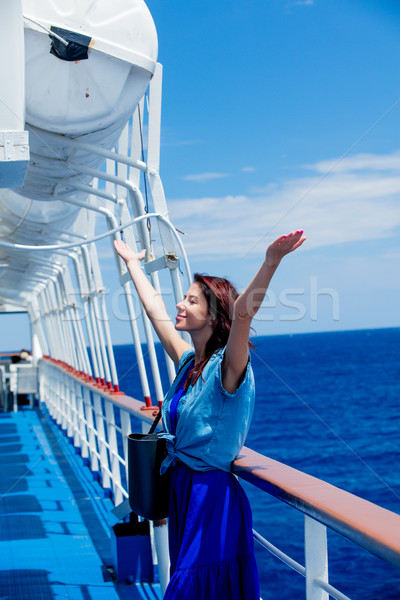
[
  {"left": 39, "top": 357, "right": 400, "bottom": 600},
  {"left": 39, "top": 355, "right": 171, "bottom": 594}
]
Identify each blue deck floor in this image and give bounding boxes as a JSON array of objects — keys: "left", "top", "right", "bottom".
[{"left": 0, "top": 408, "right": 162, "bottom": 600}]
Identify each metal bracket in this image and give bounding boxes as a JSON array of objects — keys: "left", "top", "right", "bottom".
[
  {"left": 119, "top": 269, "right": 131, "bottom": 286},
  {"left": 145, "top": 253, "right": 179, "bottom": 275},
  {"left": 119, "top": 253, "right": 179, "bottom": 286}
]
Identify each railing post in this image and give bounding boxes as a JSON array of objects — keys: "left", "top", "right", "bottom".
[
  {"left": 83, "top": 387, "right": 99, "bottom": 473},
  {"left": 153, "top": 520, "right": 170, "bottom": 595},
  {"left": 75, "top": 381, "right": 89, "bottom": 459},
  {"left": 64, "top": 372, "right": 74, "bottom": 439},
  {"left": 89, "top": 242, "right": 120, "bottom": 390},
  {"left": 68, "top": 377, "right": 80, "bottom": 448},
  {"left": 37, "top": 362, "right": 45, "bottom": 410},
  {"left": 93, "top": 392, "right": 111, "bottom": 491},
  {"left": 60, "top": 374, "right": 68, "bottom": 431},
  {"left": 81, "top": 245, "right": 110, "bottom": 385},
  {"left": 73, "top": 251, "right": 101, "bottom": 382},
  {"left": 119, "top": 408, "right": 132, "bottom": 483},
  {"left": 9, "top": 366, "right": 18, "bottom": 413},
  {"left": 105, "top": 399, "right": 123, "bottom": 505},
  {"left": 304, "top": 515, "right": 329, "bottom": 600},
  {"left": 44, "top": 364, "right": 54, "bottom": 417},
  {"left": 55, "top": 374, "right": 63, "bottom": 427}
]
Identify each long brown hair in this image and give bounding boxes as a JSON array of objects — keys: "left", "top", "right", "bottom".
[{"left": 184, "top": 273, "right": 253, "bottom": 390}]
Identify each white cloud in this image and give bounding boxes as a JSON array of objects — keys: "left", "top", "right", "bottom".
[
  {"left": 292, "top": 0, "right": 314, "bottom": 6},
  {"left": 182, "top": 172, "right": 229, "bottom": 183},
  {"left": 242, "top": 166, "right": 256, "bottom": 173},
  {"left": 380, "top": 249, "right": 400, "bottom": 260},
  {"left": 310, "top": 152, "right": 400, "bottom": 174},
  {"left": 168, "top": 152, "right": 400, "bottom": 258}
]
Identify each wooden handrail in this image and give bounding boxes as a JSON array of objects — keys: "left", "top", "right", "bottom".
[
  {"left": 233, "top": 446, "right": 400, "bottom": 569},
  {"left": 41, "top": 357, "right": 400, "bottom": 570}
]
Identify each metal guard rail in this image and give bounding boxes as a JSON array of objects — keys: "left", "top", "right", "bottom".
[{"left": 39, "top": 357, "right": 400, "bottom": 599}]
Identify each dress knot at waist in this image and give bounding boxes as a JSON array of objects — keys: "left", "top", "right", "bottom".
[{"left": 158, "top": 432, "right": 179, "bottom": 474}]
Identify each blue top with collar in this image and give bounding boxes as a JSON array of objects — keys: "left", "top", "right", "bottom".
[{"left": 160, "top": 347, "right": 255, "bottom": 473}]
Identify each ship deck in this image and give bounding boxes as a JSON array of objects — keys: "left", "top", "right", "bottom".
[{"left": 0, "top": 408, "right": 161, "bottom": 600}]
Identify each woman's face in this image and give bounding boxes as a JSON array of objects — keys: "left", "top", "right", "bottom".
[{"left": 175, "top": 282, "right": 211, "bottom": 333}]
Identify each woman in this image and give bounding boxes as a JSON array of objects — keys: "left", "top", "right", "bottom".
[{"left": 114, "top": 229, "right": 305, "bottom": 599}]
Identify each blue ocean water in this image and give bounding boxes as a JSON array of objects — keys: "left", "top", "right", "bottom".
[{"left": 113, "top": 328, "right": 400, "bottom": 600}]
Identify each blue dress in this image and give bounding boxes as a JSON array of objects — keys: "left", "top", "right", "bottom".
[{"left": 163, "top": 360, "right": 260, "bottom": 600}]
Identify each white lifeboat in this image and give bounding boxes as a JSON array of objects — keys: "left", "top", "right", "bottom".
[
  {"left": 0, "top": 0, "right": 158, "bottom": 307},
  {"left": 1, "top": 0, "right": 157, "bottom": 198},
  {"left": 23, "top": 0, "right": 158, "bottom": 135}
]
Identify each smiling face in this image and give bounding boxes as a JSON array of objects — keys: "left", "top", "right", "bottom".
[{"left": 175, "top": 282, "right": 212, "bottom": 334}]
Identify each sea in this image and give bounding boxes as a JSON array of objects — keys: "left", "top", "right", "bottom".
[{"left": 113, "top": 327, "right": 400, "bottom": 600}]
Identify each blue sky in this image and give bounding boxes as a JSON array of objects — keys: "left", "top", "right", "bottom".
[
  {"left": 140, "top": 0, "right": 400, "bottom": 337},
  {"left": 2, "top": 0, "right": 400, "bottom": 349}
]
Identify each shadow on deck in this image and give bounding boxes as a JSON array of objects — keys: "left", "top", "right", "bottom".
[{"left": 0, "top": 409, "right": 162, "bottom": 600}]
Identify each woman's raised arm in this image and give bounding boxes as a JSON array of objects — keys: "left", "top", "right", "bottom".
[
  {"left": 114, "top": 240, "right": 192, "bottom": 365},
  {"left": 222, "top": 230, "right": 306, "bottom": 393}
]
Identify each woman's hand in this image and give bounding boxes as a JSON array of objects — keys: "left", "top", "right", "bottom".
[
  {"left": 266, "top": 230, "right": 306, "bottom": 266},
  {"left": 114, "top": 239, "right": 191, "bottom": 365},
  {"left": 114, "top": 239, "right": 146, "bottom": 267}
]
